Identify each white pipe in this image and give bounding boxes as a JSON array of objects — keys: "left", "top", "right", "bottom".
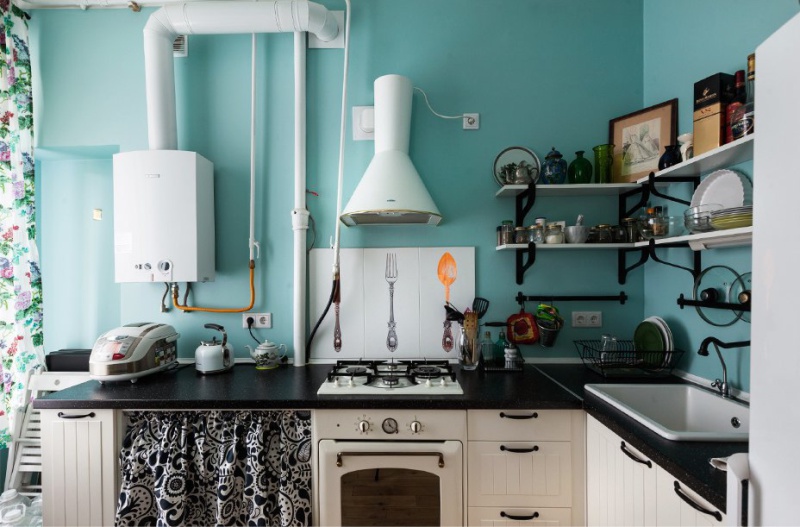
[
  {"left": 292, "top": 32, "right": 308, "bottom": 366},
  {"left": 331, "top": 0, "right": 351, "bottom": 277},
  {"left": 249, "top": 33, "right": 258, "bottom": 262},
  {"left": 143, "top": 1, "right": 339, "bottom": 150}
]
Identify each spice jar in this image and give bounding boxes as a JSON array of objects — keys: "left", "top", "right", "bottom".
[
  {"left": 544, "top": 223, "right": 565, "bottom": 244},
  {"left": 515, "top": 226, "right": 528, "bottom": 244},
  {"left": 595, "top": 224, "right": 613, "bottom": 243},
  {"left": 611, "top": 224, "right": 627, "bottom": 243},
  {"left": 622, "top": 217, "right": 638, "bottom": 243},
  {"left": 528, "top": 224, "right": 544, "bottom": 244},
  {"left": 500, "top": 221, "right": 514, "bottom": 245}
]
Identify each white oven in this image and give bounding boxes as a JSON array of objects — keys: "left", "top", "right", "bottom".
[{"left": 313, "top": 409, "right": 466, "bottom": 526}]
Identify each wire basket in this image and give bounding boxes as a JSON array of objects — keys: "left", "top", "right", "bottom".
[{"left": 574, "top": 339, "right": 684, "bottom": 378}]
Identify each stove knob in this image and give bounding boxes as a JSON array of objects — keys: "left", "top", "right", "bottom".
[
  {"left": 439, "top": 377, "right": 447, "bottom": 387},
  {"left": 409, "top": 420, "right": 422, "bottom": 434},
  {"left": 358, "top": 420, "right": 371, "bottom": 434},
  {"left": 425, "top": 379, "right": 432, "bottom": 387}
]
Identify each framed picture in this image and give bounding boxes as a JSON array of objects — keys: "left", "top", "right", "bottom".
[{"left": 609, "top": 99, "right": 678, "bottom": 183}]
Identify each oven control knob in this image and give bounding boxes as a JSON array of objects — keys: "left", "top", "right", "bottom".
[
  {"left": 357, "top": 419, "right": 371, "bottom": 434},
  {"left": 409, "top": 420, "right": 422, "bottom": 434}
]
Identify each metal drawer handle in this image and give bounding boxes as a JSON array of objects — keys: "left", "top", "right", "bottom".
[
  {"left": 499, "top": 411, "right": 538, "bottom": 419},
  {"left": 57, "top": 412, "right": 96, "bottom": 420},
  {"left": 620, "top": 441, "right": 652, "bottom": 468},
  {"left": 500, "top": 445, "right": 539, "bottom": 454},
  {"left": 336, "top": 451, "right": 444, "bottom": 468},
  {"left": 673, "top": 481, "right": 723, "bottom": 521},
  {"left": 501, "top": 511, "right": 539, "bottom": 521}
]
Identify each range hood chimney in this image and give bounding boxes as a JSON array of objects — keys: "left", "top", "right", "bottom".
[
  {"left": 143, "top": 0, "right": 339, "bottom": 150},
  {"left": 340, "top": 74, "right": 442, "bottom": 226}
]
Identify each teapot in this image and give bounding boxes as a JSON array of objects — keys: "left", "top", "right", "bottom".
[
  {"left": 195, "top": 323, "right": 234, "bottom": 374},
  {"left": 246, "top": 340, "right": 287, "bottom": 370}
]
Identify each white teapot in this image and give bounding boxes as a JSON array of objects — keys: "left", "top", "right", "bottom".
[{"left": 245, "top": 340, "right": 287, "bottom": 370}]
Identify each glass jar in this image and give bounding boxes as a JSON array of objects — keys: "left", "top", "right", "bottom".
[
  {"left": 611, "top": 224, "right": 627, "bottom": 243},
  {"left": 587, "top": 227, "right": 598, "bottom": 243},
  {"left": 622, "top": 217, "right": 638, "bottom": 243},
  {"left": 528, "top": 225, "right": 544, "bottom": 244},
  {"left": 500, "top": 221, "right": 514, "bottom": 245},
  {"left": 592, "top": 143, "right": 614, "bottom": 183},
  {"left": 595, "top": 224, "right": 613, "bottom": 243},
  {"left": 544, "top": 223, "right": 565, "bottom": 244},
  {"left": 514, "top": 226, "right": 528, "bottom": 244},
  {"left": 541, "top": 147, "right": 568, "bottom": 184}
]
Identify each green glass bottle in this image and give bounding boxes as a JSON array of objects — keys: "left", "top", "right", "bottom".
[
  {"left": 494, "top": 330, "right": 509, "bottom": 366},
  {"left": 568, "top": 150, "right": 593, "bottom": 184}
]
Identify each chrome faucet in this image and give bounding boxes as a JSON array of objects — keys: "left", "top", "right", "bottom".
[{"left": 697, "top": 337, "right": 751, "bottom": 398}]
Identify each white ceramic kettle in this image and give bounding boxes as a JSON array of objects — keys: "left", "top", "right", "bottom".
[
  {"left": 246, "top": 340, "right": 287, "bottom": 370},
  {"left": 195, "top": 323, "right": 234, "bottom": 374}
]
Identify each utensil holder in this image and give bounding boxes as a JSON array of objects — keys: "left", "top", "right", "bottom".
[
  {"left": 457, "top": 326, "right": 480, "bottom": 370},
  {"left": 537, "top": 319, "right": 562, "bottom": 347}
]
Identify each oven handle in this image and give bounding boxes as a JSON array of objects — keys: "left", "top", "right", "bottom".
[
  {"left": 499, "top": 411, "right": 538, "bottom": 419},
  {"left": 336, "top": 451, "right": 445, "bottom": 468},
  {"left": 500, "top": 445, "right": 539, "bottom": 454}
]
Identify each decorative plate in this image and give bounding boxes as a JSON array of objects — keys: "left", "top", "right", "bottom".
[{"left": 493, "top": 146, "right": 541, "bottom": 187}]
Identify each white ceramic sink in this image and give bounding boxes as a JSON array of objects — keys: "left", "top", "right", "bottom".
[{"left": 585, "top": 383, "right": 749, "bottom": 442}]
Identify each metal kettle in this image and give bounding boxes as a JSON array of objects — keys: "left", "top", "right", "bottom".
[{"left": 195, "top": 323, "right": 234, "bottom": 374}]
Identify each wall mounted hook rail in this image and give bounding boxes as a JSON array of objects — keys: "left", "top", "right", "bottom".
[
  {"left": 516, "top": 291, "right": 628, "bottom": 305},
  {"left": 677, "top": 293, "right": 751, "bottom": 312}
]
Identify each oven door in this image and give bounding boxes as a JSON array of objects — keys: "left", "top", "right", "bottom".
[{"left": 318, "top": 440, "right": 463, "bottom": 526}]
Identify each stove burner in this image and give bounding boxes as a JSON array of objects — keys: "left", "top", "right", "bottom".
[
  {"left": 344, "top": 367, "right": 369, "bottom": 376},
  {"left": 411, "top": 366, "right": 443, "bottom": 379},
  {"left": 381, "top": 375, "right": 400, "bottom": 387}
]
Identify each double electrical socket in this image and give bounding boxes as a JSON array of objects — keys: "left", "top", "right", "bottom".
[
  {"left": 242, "top": 313, "right": 272, "bottom": 329},
  {"left": 572, "top": 311, "right": 602, "bottom": 328}
]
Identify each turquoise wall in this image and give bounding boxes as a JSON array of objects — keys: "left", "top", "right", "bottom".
[
  {"left": 641, "top": 0, "right": 800, "bottom": 392},
  {"left": 29, "top": 1, "right": 799, "bottom": 389}
]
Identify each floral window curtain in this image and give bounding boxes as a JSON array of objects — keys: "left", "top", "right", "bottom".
[
  {"left": 116, "top": 410, "right": 313, "bottom": 526},
  {"left": 0, "top": 1, "right": 43, "bottom": 448}
]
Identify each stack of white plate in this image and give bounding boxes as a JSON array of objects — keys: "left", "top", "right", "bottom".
[
  {"left": 709, "top": 205, "right": 753, "bottom": 230},
  {"left": 633, "top": 316, "right": 674, "bottom": 368},
  {"left": 690, "top": 169, "right": 753, "bottom": 209}
]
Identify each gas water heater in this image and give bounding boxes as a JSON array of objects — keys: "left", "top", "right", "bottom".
[{"left": 113, "top": 150, "right": 215, "bottom": 283}]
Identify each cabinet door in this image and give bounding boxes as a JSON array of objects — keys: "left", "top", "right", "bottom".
[
  {"left": 656, "top": 466, "right": 725, "bottom": 527},
  {"left": 586, "top": 415, "right": 657, "bottom": 526},
  {"left": 40, "top": 408, "right": 122, "bottom": 527},
  {"left": 468, "top": 441, "right": 571, "bottom": 507},
  {"left": 467, "top": 506, "right": 572, "bottom": 526}
]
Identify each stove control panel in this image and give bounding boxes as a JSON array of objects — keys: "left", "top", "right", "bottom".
[{"left": 314, "top": 409, "right": 467, "bottom": 441}]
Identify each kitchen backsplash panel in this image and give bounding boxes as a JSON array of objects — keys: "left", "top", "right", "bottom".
[{"left": 309, "top": 247, "right": 475, "bottom": 360}]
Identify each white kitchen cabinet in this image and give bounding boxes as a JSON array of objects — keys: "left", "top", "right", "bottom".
[
  {"left": 467, "top": 410, "right": 585, "bottom": 526},
  {"left": 40, "top": 408, "right": 124, "bottom": 527},
  {"left": 587, "top": 415, "right": 725, "bottom": 527},
  {"left": 655, "top": 465, "right": 725, "bottom": 527},
  {"left": 586, "top": 415, "right": 657, "bottom": 526}
]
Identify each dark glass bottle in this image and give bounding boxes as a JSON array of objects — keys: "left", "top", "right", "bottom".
[
  {"left": 732, "top": 54, "right": 755, "bottom": 140},
  {"left": 567, "top": 150, "right": 593, "bottom": 184},
  {"left": 657, "top": 144, "right": 682, "bottom": 170}
]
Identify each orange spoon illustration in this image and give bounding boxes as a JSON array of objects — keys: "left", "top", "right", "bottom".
[{"left": 437, "top": 252, "right": 458, "bottom": 352}]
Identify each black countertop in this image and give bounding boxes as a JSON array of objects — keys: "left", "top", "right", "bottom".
[
  {"left": 34, "top": 363, "right": 581, "bottom": 410},
  {"left": 535, "top": 364, "right": 748, "bottom": 514},
  {"left": 36, "top": 362, "right": 746, "bottom": 513}
]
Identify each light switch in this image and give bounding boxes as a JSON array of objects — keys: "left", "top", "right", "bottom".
[
  {"left": 92, "top": 209, "right": 103, "bottom": 221},
  {"left": 353, "top": 106, "right": 375, "bottom": 141}
]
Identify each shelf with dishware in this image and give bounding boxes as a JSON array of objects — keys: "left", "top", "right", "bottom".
[
  {"left": 635, "top": 134, "right": 754, "bottom": 183},
  {"left": 633, "top": 226, "right": 753, "bottom": 251},
  {"left": 496, "top": 242, "right": 634, "bottom": 251}
]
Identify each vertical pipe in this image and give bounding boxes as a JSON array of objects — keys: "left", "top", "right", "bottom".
[{"left": 292, "top": 32, "right": 309, "bottom": 366}]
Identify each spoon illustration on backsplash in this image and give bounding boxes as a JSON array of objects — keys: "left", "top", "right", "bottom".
[{"left": 437, "top": 252, "right": 458, "bottom": 352}]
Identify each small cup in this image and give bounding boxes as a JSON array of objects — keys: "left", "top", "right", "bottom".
[{"left": 600, "top": 334, "right": 618, "bottom": 352}]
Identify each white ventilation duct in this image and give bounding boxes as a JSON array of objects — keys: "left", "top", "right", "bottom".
[{"left": 143, "top": 0, "right": 339, "bottom": 150}]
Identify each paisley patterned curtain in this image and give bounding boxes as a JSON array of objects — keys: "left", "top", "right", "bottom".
[
  {"left": 0, "top": 0, "right": 44, "bottom": 448},
  {"left": 116, "top": 410, "right": 313, "bottom": 526}
]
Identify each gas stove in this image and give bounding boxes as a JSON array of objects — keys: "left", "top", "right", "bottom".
[{"left": 316, "top": 359, "right": 464, "bottom": 395}]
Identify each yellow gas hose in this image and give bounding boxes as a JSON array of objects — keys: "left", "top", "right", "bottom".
[{"left": 172, "top": 260, "right": 256, "bottom": 313}]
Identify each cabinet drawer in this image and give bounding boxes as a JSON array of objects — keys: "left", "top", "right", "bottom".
[
  {"left": 468, "top": 410, "right": 572, "bottom": 441},
  {"left": 468, "top": 506, "right": 572, "bottom": 526},
  {"left": 468, "top": 441, "right": 572, "bottom": 507}
]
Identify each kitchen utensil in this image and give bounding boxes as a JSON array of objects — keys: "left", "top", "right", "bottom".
[
  {"left": 493, "top": 146, "right": 541, "bottom": 187},
  {"left": 245, "top": 340, "right": 287, "bottom": 370},
  {"left": 731, "top": 271, "right": 752, "bottom": 323},
  {"left": 444, "top": 303, "right": 464, "bottom": 323},
  {"left": 638, "top": 215, "right": 684, "bottom": 240},
  {"left": 507, "top": 309, "right": 539, "bottom": 344},
  {"left": 690, "top": 169, "right": 753, "bottom": 208},
  {"left": 709, "top": 205, "right": 753, "bottom": 230},
  {"left": 195, "top": 323, "right": 234, "bottom": 374},
  {"left": 692, "top": 265, "right": 743, "bottom": 326},
  {"left": 460, "top": 312, "right": 480, "bottom": 370},
  {"left": 565, "top": 225, "right": 590, "bottom": 243},
  {"left": 472, "top": 297, "right": 490, "bottom": 319},
  {"left": 684, "top": 203, "right": 723, "bottom": 233},
  {"left": 441, "top": 321, "right": 454, "bottom": 352},
  {"left": 385, "top": 253, "right": 398, "bottom": 352},
  {"left": 333, "top": 279, "right": 342, "bottom": 352},
  {"left": 634, "top": 319, "right": 665, "bottom": 367},
  {"left": 89, "top": 323, "right": 180, "bottom": 383}
]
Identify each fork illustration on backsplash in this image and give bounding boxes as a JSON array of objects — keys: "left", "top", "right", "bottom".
[{"left": 385, "top": 253, "right": 398, "bottom": 352}]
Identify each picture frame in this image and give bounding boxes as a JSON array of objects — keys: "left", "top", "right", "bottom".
[{"left": 608, "top": 98, "right": 678, "bottom": 183}]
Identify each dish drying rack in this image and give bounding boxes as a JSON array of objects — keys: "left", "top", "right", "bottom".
[{"left": 574, "top": 339, "right": 684, "bottom": 378}]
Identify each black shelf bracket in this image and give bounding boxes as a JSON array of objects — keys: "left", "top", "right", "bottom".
[
  {"left": 643, "top": 171, "right": 700, "bottom": 207},
  {"left": 516, "top": 291, "right": 628, "bottom": 305},
  {"left": 620, "top": 184, "right": 648, "bottom": 220},
  {"left": 617, "top": 239, "right": 702, "bottom": 284},
  {"left": 677, "top": 293, "right": 751, "bottom": 312},
  {"left": 515, "top": 181, "right": 537, "bottom": 227},
  {"left": 515, "top": 242, "right": 536, "bottom": 285}
]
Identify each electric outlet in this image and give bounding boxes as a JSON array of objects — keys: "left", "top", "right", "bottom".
[
  {"left": 463, "top": 113, "right": 480, "bottom": 130},
  {"left": 572, "top": 311, "right": 602, "bottom": 328},
  {"left": 243, "top": 313, "right": 272, "bottom": 329}
]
